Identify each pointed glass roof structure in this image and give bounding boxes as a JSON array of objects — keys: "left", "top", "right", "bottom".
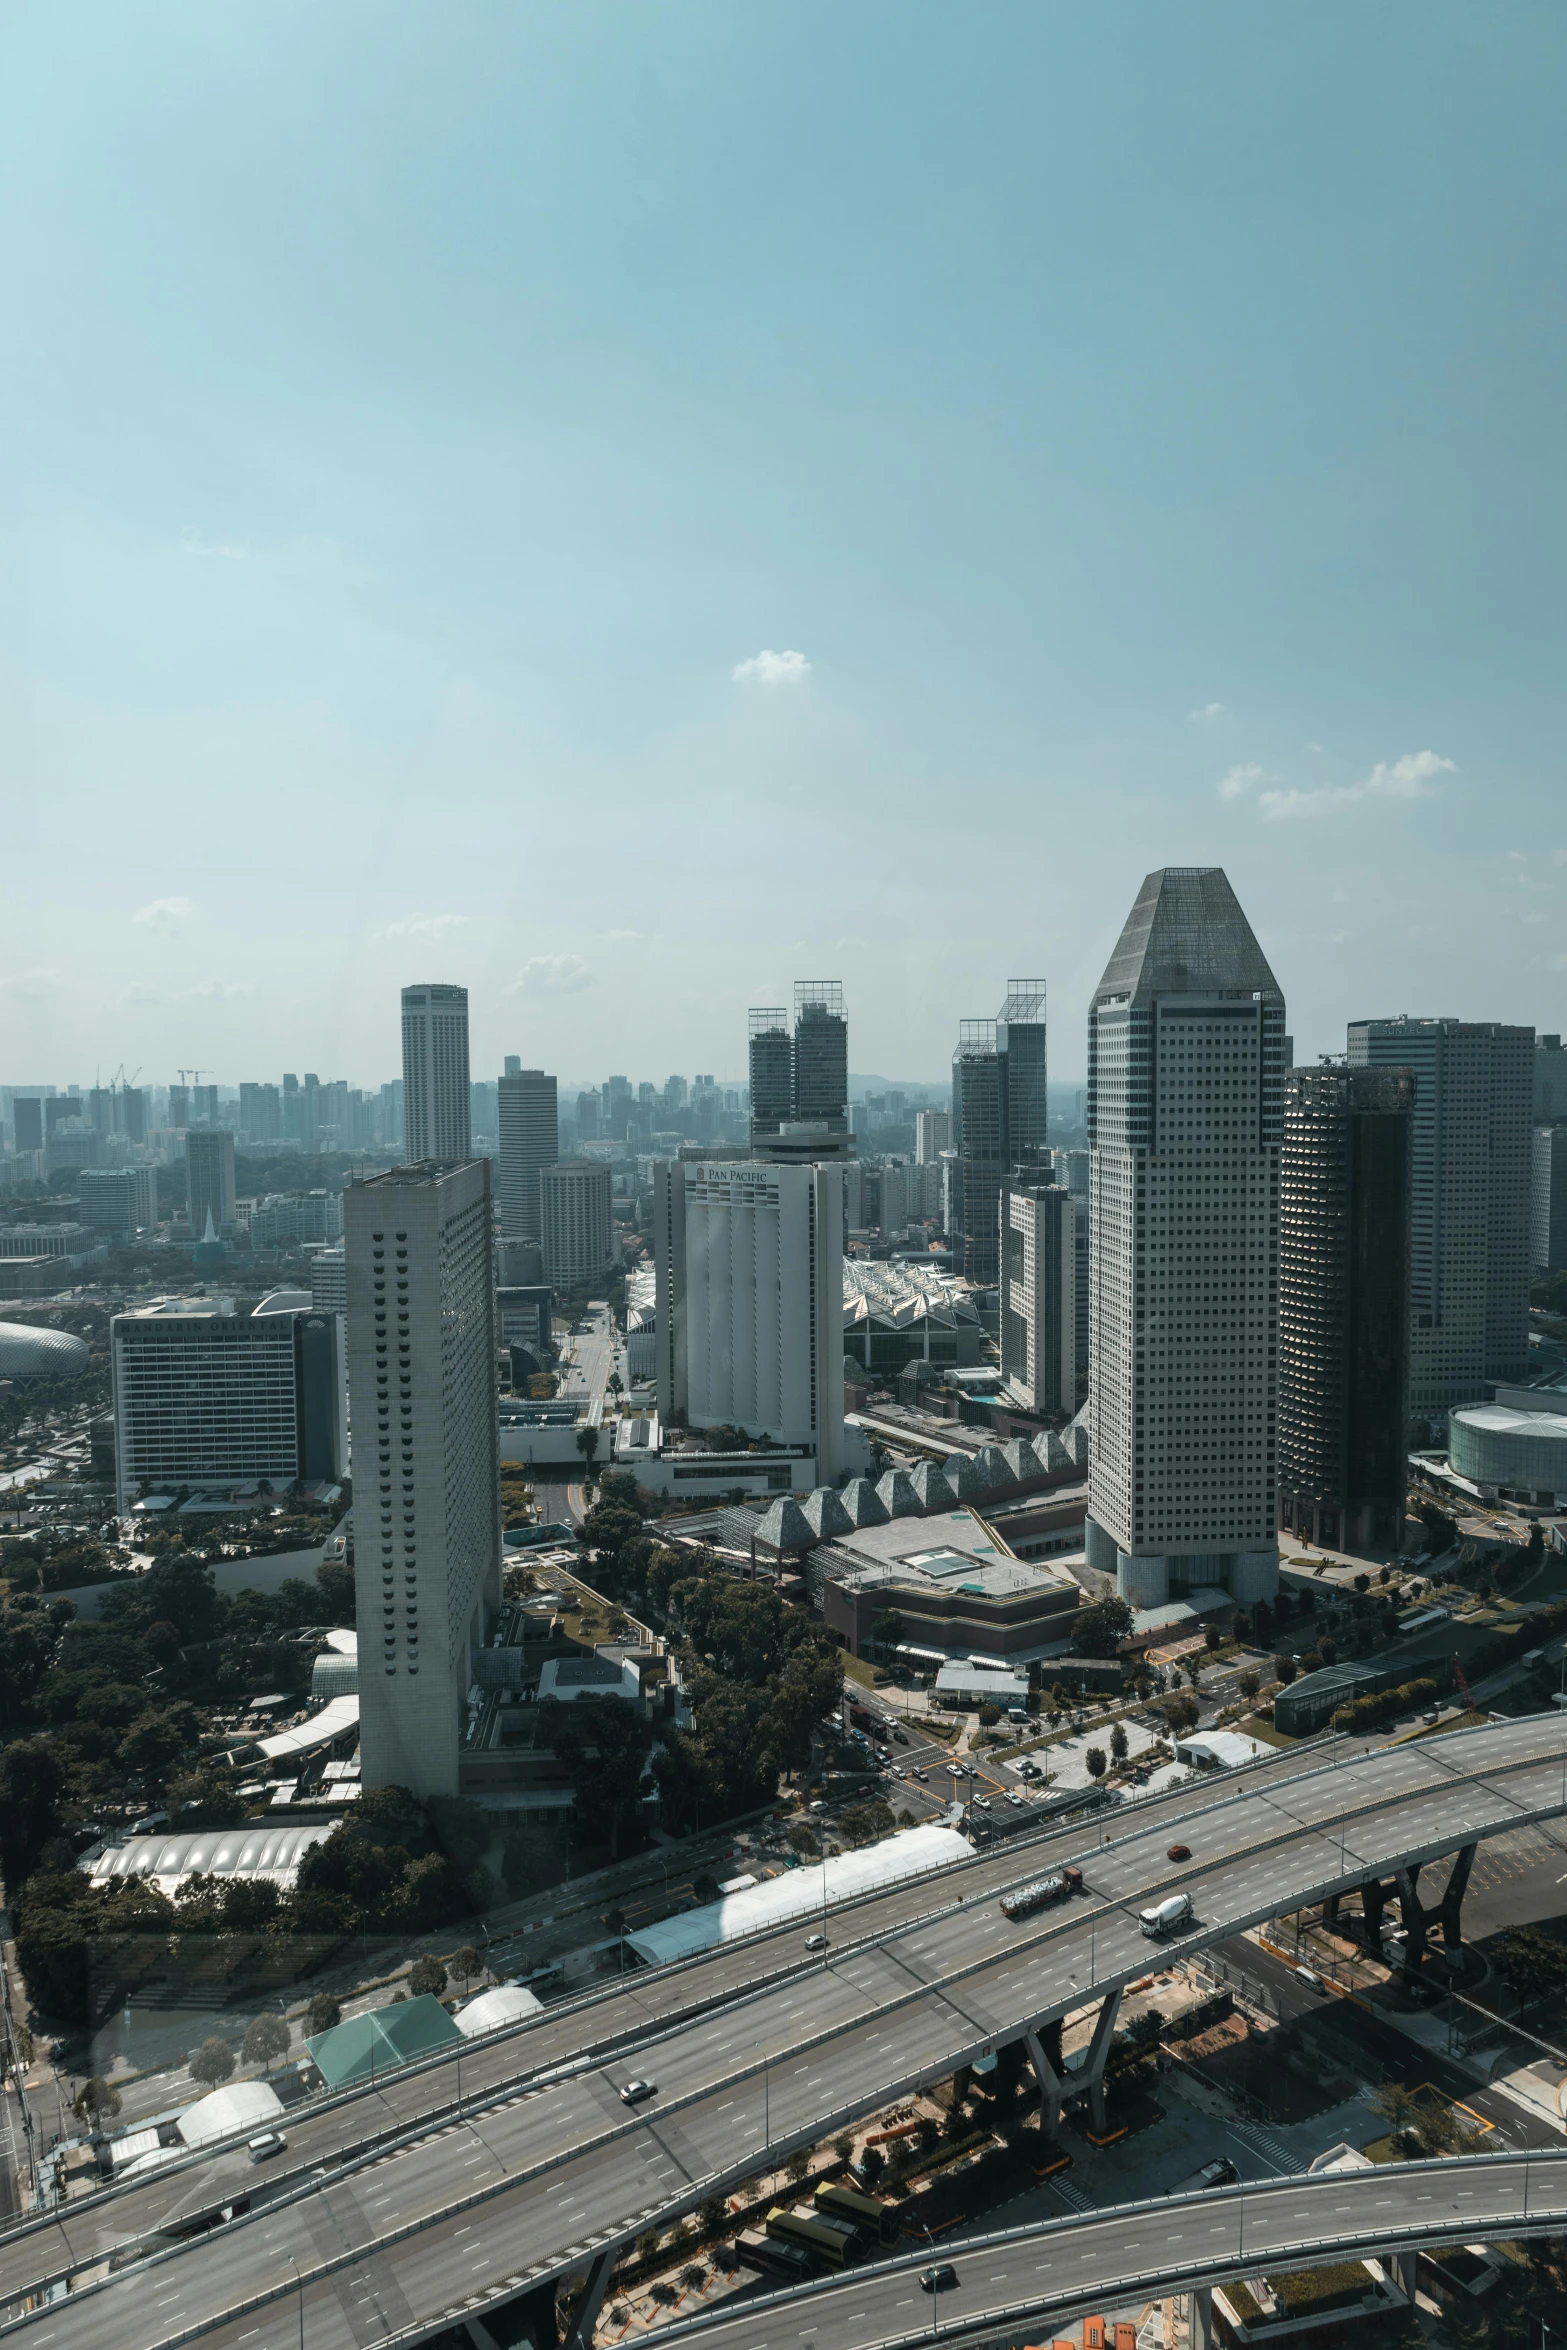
[{"left": 1094, "top": 868, "right": 1282, "bottom": 1007}]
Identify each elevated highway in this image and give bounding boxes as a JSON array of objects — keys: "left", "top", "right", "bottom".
[
  {"left": 655, "top": 2151, "right": 1567, "bottom": 2350},
  {"left": 8, "top": 1716, "right": 1567, "bottom": 2350}
]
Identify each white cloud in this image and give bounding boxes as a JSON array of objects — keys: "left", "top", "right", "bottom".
[
  {"left": 1, "top": 967, "right": 58, "bottom": 1001},
  {"left": 606, "top": 929, "right": 641, "bottom": 943},
  {"left": 1260, "top": 749, "right": 1455, "bottom": 822},
  {"left": 385, "top": 913, "right": 472, "bottom": 940},
  {"left": 512, "top": 954, "right": 595, "bottom": 996},
  {"left": 1217, "top": 763, "right": 1265, "bottom": 801},
  {"left": 180, "top": 529, "right": 249, "bottom": 560},
  {"left": 1187, "top": 702, "right": 1225, "bottom": 722},
  {"left": 132, "top": 895, "right": 196, "bottom": 928},
  {"left": 733, "top": 649, "right": 810, "bottom": 687}
]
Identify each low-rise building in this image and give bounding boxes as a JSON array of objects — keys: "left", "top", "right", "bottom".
[
  {"left": 932, "top": 1660, "right": 1030, "bottom": 1710},
  {"left": 816, "top": 1505, "right": 1081, "bottom": 1664}
]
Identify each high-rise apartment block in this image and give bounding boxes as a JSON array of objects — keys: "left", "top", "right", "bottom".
[
  {"left": 401, "top": 983, "right": 472, "bottom": 1163},
  {"left": 1279, "top": 1065, "right": 1414, "bottom": 1556},
  {"left": 792, "top": 982, "right": 848, "bottom": 1130},
  {"left": 497, "top": 1068, "right": 558, "bottom": 1240},
  {"left": 915, "top": 1108, "right": 951, "bottom": 1165},
  {"left": 1346, "top": 1017, "right": 1534, "bottom": 1423},
  {"left": 11, "top": 1098, "right": 44, "bottom": 1155},
  {"left": 111, "top": 1297, "right": 341, "bottom": 1509},
  {"left": 1537, "top": 1035, "right": 1567, "bottom": 1123},
  {"left": 344, "top": 1160, "right": 501, "bottom": 1798},
  {"left": 78, "top": 1164, "right": 158, "bottom": 1237},
  {"left": 950, "top": 982, "right": 1047, "bottom": 1286},
  {"left": 748, "top": 1008, "right": 794, "bottom": 1144},
  {"left": 1001, "top": 1178, "right": 1084, "bottom": 1417},
  {"left": 1085, "top": 869, "right": 1284, "bottom": 1609},
  {"left": 539, "top": 1161, "right": 614, "bottom": 1290},
  {"left": 185, "top": 1128, "right": 237, "bottom": 1237},
  {"left": 1533, "top": 1123, "right": 1567, "bottom": 1275},
  {"left": 654, "top": 1151, "right": 845, "bottom": 1480}
]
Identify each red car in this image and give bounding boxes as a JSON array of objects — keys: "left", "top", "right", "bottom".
[{"left": 1167, "top": 1842, "right": 1191, "bottom": 1862}]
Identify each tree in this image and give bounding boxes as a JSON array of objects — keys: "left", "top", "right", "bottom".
[
  {"left": 785, "top": 2149, "right": 811, "bottom": 2183},
  {"left": 1274, "top": 1654, "right": 1298, "bottom": 1685},
  {"left": 1085, "top": 1747, "right": 1107, "bottom": 1779},
  {"left": 1071, "top": 1596, "right": 1133, "bottom": 1658},
  {"left": 575, "top": 1425, "right": 601, "bottom": 1476},
  {"left": 74, "top": 2075, "right": 121, "bottom": 2130},
  {"left": 451, "top": 1944, "right": 483, "bottom": 1989},
  {"left": 189, "top": 2037, "right": 236, "bottom": 2088},
  {"left": 1204, "top": 1623, "right": 1221, "bottom": 1651},
  {"left": 977, "top": 1703, "right": 1002, "bottom": 1727},
  {"left": 1110, "top": 1723, "right": 1129, "bottom": 1763},
  {"left": 408, "top": 1956, "right": 448, "bottom": 1999},
  {"left": 306, "top": 1993, "right": 342, "bottom": 2036},
  {"left": 242, "top": 2012, "right": 291, "bottom": 2071},
  {"left": 1318, "top": 1635, "right": 1338, "bottom": 1667},
  {"left": 1372, "top": 2080, "right": 1420, "bottom": 2147},
  {"left": 1494, "top": 1928, "right": 1567, "bottom": 2007},
  {"left": 1239, "top": 1669, "right": 1261, "bottom": 1700}
]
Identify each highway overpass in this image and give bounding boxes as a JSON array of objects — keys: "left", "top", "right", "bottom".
[
  {"left": 654, "top": 2151, "right": 1567, "bottom": 2350},
  {"left": 6, "top": 1715, "right": 1567, "bottom": 2350}
]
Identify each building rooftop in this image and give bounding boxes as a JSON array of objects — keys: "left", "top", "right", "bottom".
[
  {"left": 822, "top": 1506, "right": 1080, "bottom": 1607},
  {"left": 1095, "top": 866, "right": 1282, "bottom": 1007}
]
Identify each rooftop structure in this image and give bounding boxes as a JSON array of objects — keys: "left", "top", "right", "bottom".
[
  {"left": 1448, "top": 1403, "right": 1567, "bottom": 1506},
  {"left": 83, "top": 1820, "right": 332, "bottom": 1894},
  {"left": 816, "top": 1504, "right": 1081, "bottom": 1662},
  {"left": 0, "top": 1320, "right": 90, "bottom": 1380},
  {"left": 841, "top": 1259, "right": 984, "bottom": 1375}
]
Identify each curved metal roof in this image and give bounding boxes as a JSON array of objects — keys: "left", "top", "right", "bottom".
[{"left": 0, "top": 1320, "right": 90, "bottom": 1379}]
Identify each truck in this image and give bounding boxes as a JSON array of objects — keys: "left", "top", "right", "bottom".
[
  {"left": 848, "top": 1703, "right": 876, "bottom": 1733},
  {"left": 1140, "top": 1892, "right": 1193, "bottom": 1939},
  {"left": 736, "top": 2229, "right": 814, "bottom": 2281},
  {"left": 766, "top": 2205, "right": 867, "bottom": 2266},
  {"left": 999, "top": 1866, "right": 1083, "bottom": 1920},
  {"left": 815, "top": 2180, "right": 901, "bottom": 2247}
]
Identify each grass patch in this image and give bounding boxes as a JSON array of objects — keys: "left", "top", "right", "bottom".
[
  {"left": 1361, "top": 2134, "right": 1405, "bottom": 2165},
  {"left": 841, "top": 1652, "right": 879, "bottom": 1690},
  {"left": 1240, "top": 1714, "right": 1297, "bottom": 1747},
  {"left": 1220, "top": 2283, "right": 1263, "bottom": 2324},
  {"left": 1267, "top": 2264, "right": 1376, "bottom": 2314}
]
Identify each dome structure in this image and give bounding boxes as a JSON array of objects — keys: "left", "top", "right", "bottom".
[
  {"left": 0, "top": 1321, "right": 90, "bottom": 1381},
  {"left": 1449, "top": 1405, "right": 1567, "bottom": 1504}
]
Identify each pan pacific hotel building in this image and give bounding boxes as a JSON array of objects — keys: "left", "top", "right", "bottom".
[{"left": 1084, "top": 868, "right": 1284, "bottom": 1610}]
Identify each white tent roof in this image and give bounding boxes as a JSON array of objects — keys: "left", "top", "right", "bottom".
[
  {"left": 625, "top": 1824, "right": 971, "bottom": 1969},
  {"left": 257, "top": 1695, "right": 359, "bottom": 1761},
  {"left": 456, "top": 1983, "right": 544, "bottom": 2037},
  {"left": 176, "top": 2078, "right": 285, "bottom": 2148},
  {"left": 84, "top": 1819, "right": 332, "bottom": 1891}
]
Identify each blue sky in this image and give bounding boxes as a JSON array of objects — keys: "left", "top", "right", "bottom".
[{"left": 4, "top": 1, "right": 1565, "bottom": 1088}]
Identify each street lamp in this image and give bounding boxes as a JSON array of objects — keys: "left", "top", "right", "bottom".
[{"left": 287, "top": 2256, "right": 305, "bottom": 2350}]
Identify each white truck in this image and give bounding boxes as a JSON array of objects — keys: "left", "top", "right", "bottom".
[{"left": 1139, "top": 1892, "right": 1193, "bottom": 1939}]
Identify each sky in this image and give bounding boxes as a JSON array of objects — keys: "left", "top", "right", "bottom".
[{"left": 4, "top": 1, "right": 1565, "bottom": 1091}]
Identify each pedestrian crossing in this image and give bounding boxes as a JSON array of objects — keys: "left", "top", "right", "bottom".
[{"left": 1227, "top": 2119, "right": 1298, "bottom": 2175}]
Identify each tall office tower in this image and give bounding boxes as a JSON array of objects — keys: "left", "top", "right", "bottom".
[
  {"left": 748, "top": 1008, "right": 794, "bottom": 1144},
  {"left": 1346, "top": 1017, "right": 1535, "bottom": 1424},
  {"left": 915, "top": 1108, "right": 951, "bottom": 1165},
  {"left": 604, "top": 1075, "right": 633, "bottom": 1140},
  {"left": 168, "top": 1084, "right": 191, "bottom": 1130},
  {"left": 1001, "top": 1179, "right": 1084, "bottom": 1416},
  {"left": 949, "top": 983, "right": 1049, "bottom": 1287},
  {"left": 539, "top": 1161, "right": 614, "bottom": 1288},
  {"left": 792, "top": 982, "right": 848, "bottom": 1130},
  {"left": 654, "top": 1150, "right": 845, "bottom": 1479},
  {"left": 344, "top": 1161, "right": 501, "bottom": 1798},
  {"left": 575, "top": 1090, "right": 601, "bottom": 1143},
  {"left": 879, "top": 1162, "right": 908, "bottom": 1232},
  {"left": 89, "top": 1085, "right": 115, "bottom": 1134},
  {"left": 192, "top": 1084, "right": 219, "bottom": 1126},
  {"left": 663, "top": 1075, "right": 689, "bottom": 1113},
  {"left": 111, "top": 1297, "right": 341, "bottom": 1510},
  {"left": 999, "top": 981, "right": 1049, "bottom": 1167},
  {"left": 79, "top": 1165, "right": 158, "bottom": 1237},
  {"left": 377, "top": 1080, "right": 404, "bottom": 1152},
  {"left": 121, "top": 1085, "right": 147, "bottom": 1145},
  {"left": 185, "top": 1129, "right": 238, "bottom": 1236},
  {"left": 12, "top": 1098, "right": 44, "bottom": 1155},
  {"left": 1085, "top": 868, "right": 1286, "bottom": 1609},
  {"left": 1533, "top": 1124, "right": 1567, "bottom": 1274},
  {"left": 401, "top": 982, "right": 472, "bottom": 1163},
  {"left": 497, "top": 1068, "right": 558, "bottom": 1239},
  {"left": 1537, "top": 1035, "right": 1567, "bottom": 1122},
  {"left": 1279, "top": 1066, "right": 1414, "bottom": 1556}
]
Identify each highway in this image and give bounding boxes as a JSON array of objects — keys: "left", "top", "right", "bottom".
[
  {"left": 655, "top": 2152, "right": 1567, "bottom": 2350},
  {"left": 8, "top": 1715, "right": 1567, "bottom": 2350}
]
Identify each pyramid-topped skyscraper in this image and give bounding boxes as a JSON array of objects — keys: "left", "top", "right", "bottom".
[{"left": 1085, "top": 869, "right": 1286, "bottom": 1609}]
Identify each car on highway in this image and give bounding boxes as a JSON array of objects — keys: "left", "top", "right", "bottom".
[
  {"left": 1005, "top": 1790, "right": 1024, "bottom": 1807},
  {"left": 893, "top": 1729, "right": 909, "bottom": 1745},
  {"left": 619, "top": 2078, "right": 657, "bottom": 2105},
  {"left": 912, "top": 1767, "right": 927, "bottom": 1781},
  {"left": 1294, "top": 1965, "right": 1325, "bottom": 1993},
  {"left": 1167, "top": 1842, "right": 1191, "bottom": 1861},
  {"left": 805, "top": 1933, "right": 829, "bottom": 1952},
  {"left": 973, "top": 1795, "right": 992, "bottom": 1810},
  {"left": 921, "top": 2264, "right": 959, "bottom": 2294},
  {"left": 247, "top": 2131, "right": 286, "bottom": 2163}
]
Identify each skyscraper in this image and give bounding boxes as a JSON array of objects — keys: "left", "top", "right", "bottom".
[
  {"left": 497, "top": 1068, "right": 558, "bottom": 1240},
  {"left": 185, "top": 1128, "right": 237, "bottom": 1237},
  {"left": 1279, "top": 1065, "right": 1414, "bottom": 1555},
  {"left": 1346, "top": 1017, "right": 1534, "bottom": 1425},
  {"left": 792, "top": 982, "right": 848, "bottom": 1130},
  {"left": 111, "top": 1297, "right": 341, "bottom": 1510},
  {"left": 949, "top": 981, "right": 1048, "bottom": 1286},
  {"left": 1085, "top": 868, "right": 1285, "bottom": 1608},
  {"left": 539, "top": 1161, "right": 614, "bottom": 1289},
  {"left": 345, "top": 1160, "right": 501, "bottom": 1798},
  {"left": 401, "top": 983, "right": 472, "bottom": 1162},
  {"left": 655, "top": 1148, "right": 845, "bottom": 1480},
  {"left": 748, "top": 1008, "right": 794, "bottom": 1144},
  {"left": 1001, "top": 1178, "right": 1083, "bottom": 1416},
  {"left": 914, "top": 1108, "right": 951, "bottom": 1165},
  {"left": 1534, "top": 1123, "right": 1567, "bottom": 1275}
]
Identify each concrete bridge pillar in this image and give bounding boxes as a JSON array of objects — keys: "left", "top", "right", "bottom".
[
  {"left": 1189, "top": 2286, "right": 1214, "bottom": 2350},
  {"left": 1026, "top": 1991, "right": 1124, "bottom": 2137},
  {"left": 1395, "top": 1843, "right": 1476, "bottom": 1979},
  {"left": 1079, "top": 1985, "right": 1125, "bottom": 2136},
  {"left": 561, "top": 2248, "right": 620, "bottom": 2350},
  {"left": 1389, "top": 2249, "right": 1418, "bottom": 2303},
  {"left": 1025, "top": 2025, "right": 1065, "bottom": 2137}
]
